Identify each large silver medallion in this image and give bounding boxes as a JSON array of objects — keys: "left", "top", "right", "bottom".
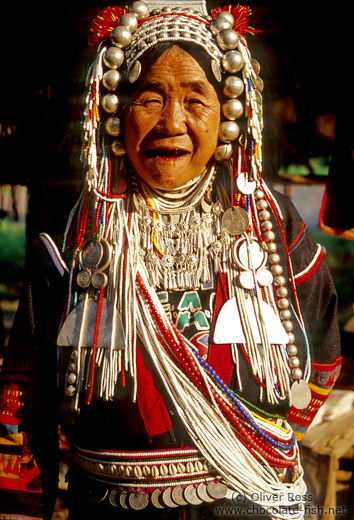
[
  {"left": 222, "top": 206, "right": 250, "bottom": 236},
  {"left": 291, "top": 379, "right": 312, "bottom": 410}
]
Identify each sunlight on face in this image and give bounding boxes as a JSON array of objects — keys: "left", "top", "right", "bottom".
[{"left": 124, "top": 46, "right": 220, "bottom": 191}]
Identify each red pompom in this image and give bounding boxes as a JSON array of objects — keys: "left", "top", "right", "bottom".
[
  {"left": 88, "top": 6, "right": 128, "bottom": 47},
  {"left": 211, "top": 4, "right": 261, "bottom": 37}
]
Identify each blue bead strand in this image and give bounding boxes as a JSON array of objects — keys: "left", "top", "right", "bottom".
[{"left": 191, "top": 349, "right": 295, "bottom": 451}]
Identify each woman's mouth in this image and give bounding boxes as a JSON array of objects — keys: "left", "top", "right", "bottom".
[{"left": 144, "top": 148, "right": 189, "bottom": 159}]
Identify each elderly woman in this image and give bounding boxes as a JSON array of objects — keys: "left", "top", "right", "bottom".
[{"left": 0, "top": 2, "right": 341, "bottom": 520}]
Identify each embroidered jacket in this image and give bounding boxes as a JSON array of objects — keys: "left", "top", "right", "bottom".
[{"left": 0, "top": 190, "right": 341, "bottom": 519}]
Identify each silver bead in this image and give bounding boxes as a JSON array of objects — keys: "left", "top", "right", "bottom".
[
  {"left": 67, "top": 372, "right": 77, "bottom": 385},
  {"left": 289, "top": 356, "right": 300, "bottom": 368},
  {"left": 129, "top": 1, "right": 149, "bottom": 20},
  {"left": 261, "top": 220, "right": 273, "bottom": 231},
  {"left": 218, "top": 121, "right": 240, "bottom": 143},
  {"left": 256, "top": 199, "right": 268, "bottom": 210},
  {"left": 276, "top": 286, "right": 288, "bottom": 298},
  {"left": 217, "top": 28, "right": 240, "bottom": 51},
  {"left": 271, "top": 264, "right": 283, "bottom": 276},
  {"left": 102, "top": 70, "right": 120, "bottom": 91},
  {"left": 266, "top": 242, "right": 277, "bottom": 253},
  {"left": 280, "top": 309, "right": 291, "bottom": 320},
  {"left": 278, "top": 298, "right": 289, "bottom": 309},
  {"left": 119, "top": 13, "right": 138, "bottom": 33},
  {"left": 103, "top": 47, "right": 125, "bottom": 69},
  {"left": 288, "top": 332, "right": 295, "bottom": 344},
  {"left": 221, "top": 99, "right": 243, "bottom": 120},
  {"left": 291, "top": 367, "right": 303, "bottom": 380},
  {"left": 105, "top": 117, "right": 121, "bottom": 136},
  {"left": 222, "top": 51, "right": 244, "bottom": 73},
  {"left": 111, "top": 139, "right": 126, "bottom": 157},
  {"left": 254, "top": 189, "right": 264, "bottom": 199},
  {"left": 223, "top": 76, "right": 244, "bottom": 98},
  {"left": 258, "top": 210, "right": 271, "bottom": 221},
  {"left": 102, "top": 93, "right": 119, "bottom": 113},
  {"left": 111, "top": 26, "right": 132, "bottom": 49},
  {"left": 216, "top": 10, "right": 235, "bottom": 26},
  {"left": 211, "top": 16, "right": 233, "bottom": 35},
  {"left": 268, "top": 253, "right": 280, "bottom": 264},
  {"left": 282, "top": 320, "right": 293, "bottom": 332},
  {"left": 214, "top": 143, "right": 233, "bottom": 161},
  {"left": 66, "top": 385, "right": 76, "bottom": 397},
  {"left": 287, "top": 344, "right": 298, "bottom": 356},
  {"left": 273, "top": 275, "right": 285, "bottom": 286},
  {"left": 264, "top": 230, "right": 275, "bottom": 242}
]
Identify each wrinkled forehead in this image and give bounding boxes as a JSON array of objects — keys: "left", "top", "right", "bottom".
[{"left": 130, "top": 43, "right": 221, "bottom": 97}]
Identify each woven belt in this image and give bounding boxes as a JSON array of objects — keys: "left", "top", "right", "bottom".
[{"left": 71, "top": 444, "right": 233, "bottom": 509}]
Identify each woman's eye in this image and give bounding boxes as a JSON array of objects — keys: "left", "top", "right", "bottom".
[
  {"left": 143, "top": 97, "right": 163, "bottom": 106},
  {"left": 187, "top": 99, "right": 205, "bottom": 107}
]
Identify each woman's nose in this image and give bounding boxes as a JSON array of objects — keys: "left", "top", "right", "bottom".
[{"left": 155, "top": 101, "right": 187, "bottom": 135}]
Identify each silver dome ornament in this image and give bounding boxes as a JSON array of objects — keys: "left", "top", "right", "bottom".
[
  {"left": 103, "top": 47, "right": 125, "bottom": 70},
  {"left": 210, "top": 15, "right": 233, "bottom": 35},
  {"left": 111, "top": 139, "right": 126, "bottom": 157},
  {"left": 223, "top": 75, "right": 244, "bottom": 98},
  {"left": 102, "top": 70, "right": 120, "bottom": 91},
  {"left": 105, "top": 117, "right": 121, "bottom": 137},
  {"left": 111, "top": 26, "right": 132, "bottom": 49},
  {"left": 214, "top": 143, "right": 233, "bottom": 162},
  {"left": 102, "top": 93, "right": 119, "bottom": 114},
  {"left": 215, "top": 10, "right": 235, "bottom": 26},
  {"left": 222, "top": 98, "right": 243, "bottom": 120},
  {"left": 216, "top": 29, "right": 240, "bottom": 51},
  {"left": 218, "top": 121, "right": 240, "bottom": 143},
  {"left": 119, "top": 13, "right": 138, "bottom": 33},
  {"left": 129, "top": 1, "right": 149, "bottom": 20},
  {"left": 222, "top": 51, "right": 244, "bottom": 73}
]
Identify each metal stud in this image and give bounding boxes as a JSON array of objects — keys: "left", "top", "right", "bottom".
[
  {"left": 222, "top": 98, "right": 243, "bottom": 120},
  {"left": 223, "top": 76, "right": 244, "bottom": 98},
  {"left": 222, "top": 50, "right": 244, "bottom": 73},
  {"left": 219, "top": 121, "right": 240, "bottom": 142}
]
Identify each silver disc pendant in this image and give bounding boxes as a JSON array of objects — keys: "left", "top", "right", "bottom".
[
  {"left": 291, "top": 379, "right": 312, "bottom": 410},
  {"left": 211, "top": 59, "right": 222, "bottom": 82},
  {"left": 206, "top": 481, "right": 228, "bottom": 500},
  {"left": 238, "top": 270, "right": 255, "bottom": 289},
  {"left": 109, "top": 488, "right": 119, "bottom": 507},
  {"left": 128, "top": 491, "right": 149, "bottom": 510},
  {"left": 196, "top": 482, "right": 215, "bottom": 503},
  {"left": 184, "top": 484, "right": 203, "bottom": 505},
  {"left": 129, "top": 60, "right": 142, "bottom": 83},
  {"left": 171, "top": 485, "right": 188, "bottom": 506},
  {"left": 236, "top": 173, "right": 256, "bottom": 195},
  {"left": 257, "top": 268, "right": 273, "bottom": 287},
  {"left": 119, "top": 490, "right": 129, "bottom": 509},
  {"left": 151, "top": 488, "right": 165, "bottom": 509},
  {"left": 161, "top": 487, "right": 179, "bottom": 508},
  {"left": 222, "top": 206, "right": 250, "bottom": 236}
]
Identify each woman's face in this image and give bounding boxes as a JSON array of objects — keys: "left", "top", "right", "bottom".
[{"left": 124, "top": 46, "right": 220, "bottom": 191}]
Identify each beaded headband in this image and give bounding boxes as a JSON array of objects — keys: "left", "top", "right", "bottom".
[{"left": 82, "top": 1, "right": 263, "bottom": 183}]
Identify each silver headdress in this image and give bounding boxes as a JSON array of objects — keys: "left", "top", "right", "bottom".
[{"left": 82, "top": 0, "right": 263, "bottom": 185}]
